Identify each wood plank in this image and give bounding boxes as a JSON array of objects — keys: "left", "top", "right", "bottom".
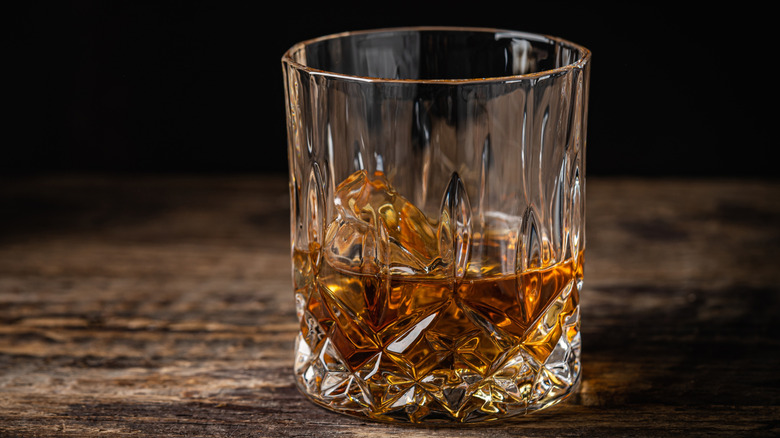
[{"left": 1, "top": 174, "right": 778, "bottom": 437}]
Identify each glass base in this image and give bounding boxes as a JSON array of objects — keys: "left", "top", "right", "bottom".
[{"left": 293, "top": 297, "right": 581, "bottom": 424}]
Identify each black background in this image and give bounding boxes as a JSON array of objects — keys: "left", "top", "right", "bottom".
[{"left": 7, "top": 2, "right": 776, "bottom": 178}]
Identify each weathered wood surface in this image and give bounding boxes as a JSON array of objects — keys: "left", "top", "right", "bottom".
[{"left": 1, "top": 174, "right": 778, "bottom": 437}]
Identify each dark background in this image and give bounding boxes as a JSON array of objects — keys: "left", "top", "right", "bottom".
[{"left": 7, "top": 2, "right": 776, "bottom": 179}]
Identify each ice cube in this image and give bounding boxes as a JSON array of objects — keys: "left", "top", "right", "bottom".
[{"left": 324, "top": 170, "right": 443, "bottom": 275}]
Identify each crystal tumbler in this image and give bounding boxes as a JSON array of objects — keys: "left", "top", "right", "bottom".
[{"left": 282, "top": 26, "right": 590, "bottom": 424}]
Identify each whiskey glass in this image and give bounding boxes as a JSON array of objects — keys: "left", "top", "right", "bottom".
[{"left": 282, "top": 26, "right": 590, "bottom": 424}]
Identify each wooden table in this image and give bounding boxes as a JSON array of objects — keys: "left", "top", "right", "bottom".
[{"left": 1, "top": 174, "right": 778, "bottom": 437}]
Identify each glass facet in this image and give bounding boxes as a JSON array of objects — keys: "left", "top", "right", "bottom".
[{"left": 282, "top": 26, "right": 590, "bottom": 424}]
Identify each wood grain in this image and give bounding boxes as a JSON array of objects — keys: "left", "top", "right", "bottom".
[{"left": 1, "top": 174, "right": 778, "bottom": 437}]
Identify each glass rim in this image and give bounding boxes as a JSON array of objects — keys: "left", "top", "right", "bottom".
[{"left": 281, "top": 26, "right": 591, "bottom": 84}]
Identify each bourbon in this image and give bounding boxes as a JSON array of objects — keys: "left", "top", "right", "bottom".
[{"left": 292, "top": 170, "right": 583, "bottom": 423}]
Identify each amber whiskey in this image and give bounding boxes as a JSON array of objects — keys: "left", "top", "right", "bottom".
[{"left": 292, "top": 171, "right": 583, "bottom": 423}]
